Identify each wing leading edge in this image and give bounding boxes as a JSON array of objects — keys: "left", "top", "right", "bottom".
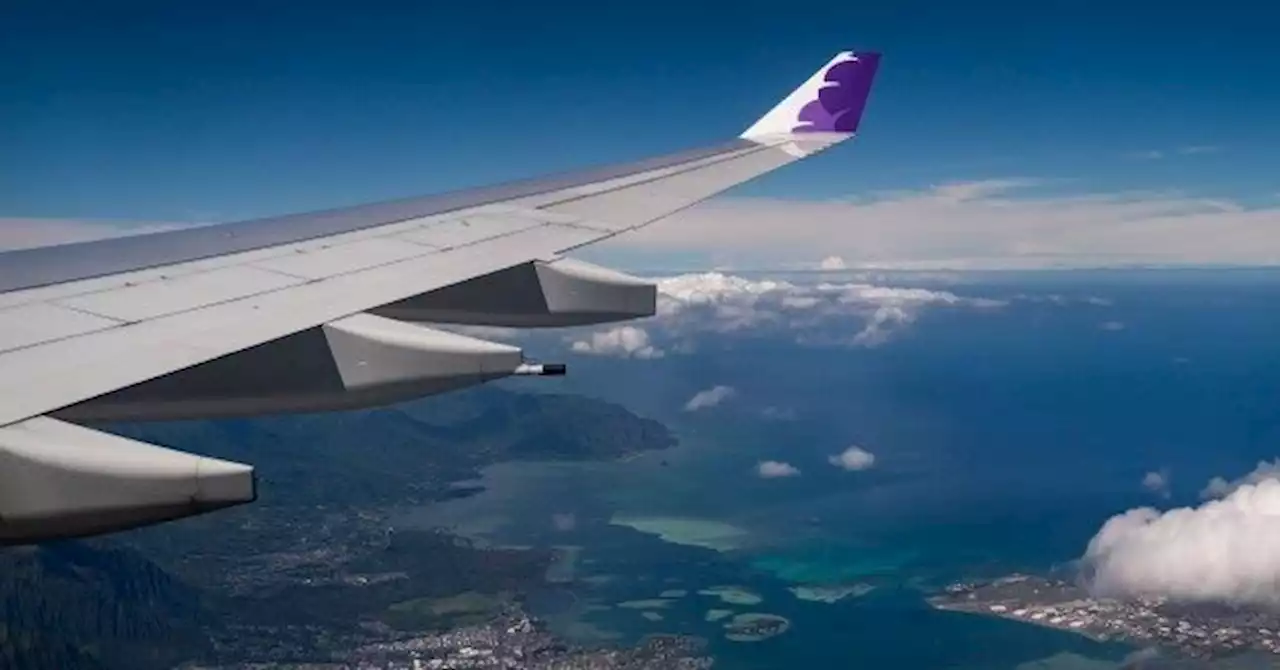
[{"left": 0, "top": 50, "right": 882, "bottom": 543}]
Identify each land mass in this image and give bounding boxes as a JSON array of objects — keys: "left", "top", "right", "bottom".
[
  {"left": 931, "top": 574, "right": 1280, "bottom": 659},
  {"left": 1, "top": 386, "right": 694, "bottom": 670}
]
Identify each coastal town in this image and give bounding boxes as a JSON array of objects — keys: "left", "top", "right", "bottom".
[
  {"left": 191, "top": 612, "right": 714, "bottom": 670},
  {"left": 931, "top": 574, "right": 1280, "bottom": 659}
]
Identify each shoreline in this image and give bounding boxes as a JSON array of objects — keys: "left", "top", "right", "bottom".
[{"left": 928, "top": 598, "right": 1116, "bottom": 645}]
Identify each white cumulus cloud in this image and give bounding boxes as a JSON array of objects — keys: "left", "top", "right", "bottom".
[
  {"left": 569, "top": 326, "right": 663, "bottom": 359},
  {"left": 1200, "top": 459, "right": 1280, "bottom": 500},
  {"left": 683, "top": 385, "right": 736, "bottom": 411},
  {"left": 757, "top": 461, "right": 801, "bottom": 478},
  {"left": 1082, "top": 479, "right": 1280, "bottom": 606},
  {"left": 828, "top": 446, "right": 876, "bottom": 471}
]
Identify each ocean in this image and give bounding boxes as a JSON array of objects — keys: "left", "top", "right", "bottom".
[{"left": 400, "top": 271, "right": 1280, "bottom": 669}]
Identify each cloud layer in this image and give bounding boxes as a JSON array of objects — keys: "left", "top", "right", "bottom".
[
  {"left": 567, "top": 271, "right": 1003, "bottom": 357},
  {"left": 591, "top": 181, "right": 1280, "bottom": 269},
  {"left": 10, "top": 175, "right": 1280, "bottom": 269}
]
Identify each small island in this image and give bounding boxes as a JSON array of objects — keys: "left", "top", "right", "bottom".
[{"left": 723, "top": 613, "right": 792, "bottom": 642}]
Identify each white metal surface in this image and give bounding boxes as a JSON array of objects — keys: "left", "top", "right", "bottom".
[
  {"left": 394, "top": 215, "right": 542, "bottom": 250},
  {"left": 56, "top": 265, "right": 306, "bottom": 323},
  {"left": 0, "top": 302, "right": 121, "bottom": 352},
  {"left": 252, "top": 237, "right": 435, "bottom": 280}
]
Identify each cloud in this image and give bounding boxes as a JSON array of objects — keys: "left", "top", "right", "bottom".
[
  {"left": 0, "top": 217, "right": 195, "bottom": 252},
  {"left": 683, "top": 385, "right": 736, "bottom": 411},
  {"left": 818, "top": 255, "right": 848, "bottom": 271},
  {"left": 757, "top": 461, "right": 801, "bottom": 479},
  {"left": 569, "top": 326, "right": 663, "bottom": 359},
  {"left": 1178, "top": 145, "right": 1221, "bottom": 156},
  {"left": 639, "top": 272, "right": 1002, "bottom": 349},
  {"left": 590, "top": 180, "right": 1280, "bottom": 269},
  {"left": 1141, "top": 469, "right": 1170, "bottom": 499},
  {"left": 1124, "top": 150, "right": 1168, "bottom": 161},
  {"left": 1014, "top": 293, "right": 1114, "bottom": 307},
  {"left": 1126, "top": 146, "right": 1221, "bottom": 160},
  {"left": 1081, "top": 478, "right": 1280, "bottom": 606},
  {"left": 1099, "top": 320, "right": 1126, "bottom": 331},
  {"left": 828, "top": 446, "right": 876, "bottom": 471},
  {"left": 1200, "top": 459, "right": 1280, "bottom": 500}
]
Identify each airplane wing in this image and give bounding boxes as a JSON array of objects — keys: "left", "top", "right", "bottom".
[{"left": 0, "top": 51, "right": 881, "bottom": 543}]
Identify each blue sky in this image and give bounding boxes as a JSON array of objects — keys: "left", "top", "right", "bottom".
[{"left": 3, "top": 1, "right": 1279, "bottom": 267}]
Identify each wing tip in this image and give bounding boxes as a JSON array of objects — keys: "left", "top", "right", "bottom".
[{"left": 740, "top": 50, "right": 882, "bottom": 140}]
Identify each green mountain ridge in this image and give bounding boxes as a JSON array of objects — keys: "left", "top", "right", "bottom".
[{"left": 0, "top": 541, "right": 209, "bottom": 670}]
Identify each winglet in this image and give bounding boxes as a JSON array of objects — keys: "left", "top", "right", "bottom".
[{"left": 741, "top": 51, "right": 882, "bottom": 139}]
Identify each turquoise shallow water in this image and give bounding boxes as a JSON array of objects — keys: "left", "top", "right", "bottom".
[{"left": 749, "top": 542, "right": 919, "bottom": 584}]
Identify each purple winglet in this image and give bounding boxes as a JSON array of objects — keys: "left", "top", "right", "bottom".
[{"left": 792, "top": 52, "right": 881, "bottom": 134}]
